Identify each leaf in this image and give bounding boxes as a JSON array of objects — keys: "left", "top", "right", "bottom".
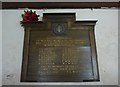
[{"left": 21, "top": 14, "right": 24, "bottom": 18}]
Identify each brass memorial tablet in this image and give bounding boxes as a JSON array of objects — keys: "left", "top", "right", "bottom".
[{"left": 21, "top": 13, "right": 99, "bottom": 82}]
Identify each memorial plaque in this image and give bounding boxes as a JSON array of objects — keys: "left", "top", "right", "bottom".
[{"left": 21, "top": 13, "right": 99, "bottom": 82}]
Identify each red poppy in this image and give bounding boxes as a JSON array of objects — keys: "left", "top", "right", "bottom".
[{"left": 22, "top": 10, "right": 39, "bottom": 22}]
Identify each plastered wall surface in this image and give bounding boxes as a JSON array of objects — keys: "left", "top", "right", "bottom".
[
  {"left": 2, "top": 9, "right": 118, "bottom": 85},
  {"left": 0, "top": 9, "right": 2, "bottom": 86}
]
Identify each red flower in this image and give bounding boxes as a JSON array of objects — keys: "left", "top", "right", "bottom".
[{"left": 22, "top": 10, "right": 39, "bottom": 22}]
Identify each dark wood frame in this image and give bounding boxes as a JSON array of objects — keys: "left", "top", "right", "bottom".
[
  {"left": 2, "top": 2, "right": 119, "bottom": 9},
  {"left": 21, "top": 28, "right": 31, "bottom": 82},
  {"left": 21, "top": 18, "right": 99, "bottom": 82},
  {"left": 89, "top": 27, "right": 99, "bottom": 81}
]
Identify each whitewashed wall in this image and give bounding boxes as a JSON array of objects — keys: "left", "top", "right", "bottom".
[
  {"left": 2, "top": 9, "right": 118, "bottom": 85},
  {"left": 0, "top": 9, "right": 2, "bottom": 86}
]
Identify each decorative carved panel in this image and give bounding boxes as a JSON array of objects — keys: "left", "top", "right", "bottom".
[{"left": 21, "top": 13, "right": 99, "bottom": 82}]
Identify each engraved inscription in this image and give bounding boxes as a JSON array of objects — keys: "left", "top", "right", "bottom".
[
  {"left": 27, "top": 30, "right": 93, "bottom": 79},
  {"left": 35, "top": 39, "right": 86, "bottom": 46},
  {"left": 37, "top": 47, "right": 92, "bottom": 76}
]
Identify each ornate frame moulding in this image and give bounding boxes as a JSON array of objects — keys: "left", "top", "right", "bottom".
[{"left": 20, "top": 13, "right": 100, "bottom": 82}]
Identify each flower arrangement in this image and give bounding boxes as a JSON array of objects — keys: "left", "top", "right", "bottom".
[{"left": 22, "top": 10, "right": 39, "bottom": 22}]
